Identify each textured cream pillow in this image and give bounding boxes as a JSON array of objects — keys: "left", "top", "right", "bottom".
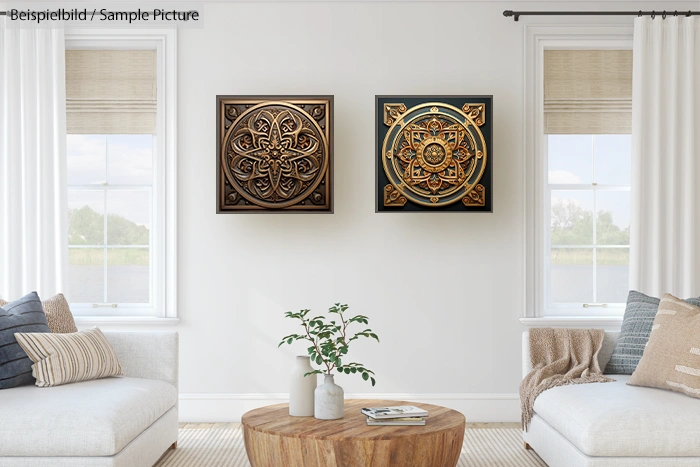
[
  {"left": 41, "top": 293, "right": 78, "bottom": 333},
  {"left": 0, "top": 293, "right": 77, "bottom": 333},
  {"left": 628, "top": 293, "right": 700, "bottom": 398},
  {"left": 14, "top": 327, "right": 123, "bottom": 387}
]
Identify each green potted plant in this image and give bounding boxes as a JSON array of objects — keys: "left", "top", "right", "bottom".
[{"left": 279, "top": 303, "right": 380, "bottom": 420}]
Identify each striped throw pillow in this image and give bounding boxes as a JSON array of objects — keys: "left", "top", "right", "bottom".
[
  {"left": 605, "top": 290, "right": 700, "bottom": 374},
  {"left": 0, "top": 292, "right": 51, "bottom": 389},
  {"left": 14, "top": 327, "right": 123, "bottom": 387},
  {"left": 629, "top": 294, "right": 700, "bottom": 398},
  {"left": 0, "top": 293, "right": 77, "bottom": 334}
]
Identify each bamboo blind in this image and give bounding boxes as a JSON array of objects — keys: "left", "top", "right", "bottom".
[
  {"left": 544, "top": 50, "right": 632, "bottom": 134},
  {"left": 66, "top": 50, "right": 156, "bottom": 134}
]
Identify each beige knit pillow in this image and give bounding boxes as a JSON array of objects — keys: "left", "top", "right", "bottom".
[
  {"left": 629, "top": 293, "right": 700, "bottom": 398},
  {"left": 0, "top": 294, "right": 77, "bottom": 333},
  {"left": 14, "top": 327, "right": 123, "bottom": 387},
  {"left": 41, "top": 294, "right": 78, "bottom": 333}
]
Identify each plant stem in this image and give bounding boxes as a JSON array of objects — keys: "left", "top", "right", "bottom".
[
  {"left": 303, "top": 319, "right": 331, "bottom": 375},
  {"left": 329, "top": 307, "right": 349, "bottom": 374}
]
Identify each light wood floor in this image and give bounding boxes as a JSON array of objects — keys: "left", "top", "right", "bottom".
[{"left": 180, "top": 422, "right": 520, "bottom": 429}]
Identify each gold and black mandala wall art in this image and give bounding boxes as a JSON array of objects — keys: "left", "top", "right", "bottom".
[
  {"left": 376, "top": 96, "right": 492, "bottom": 213},
  {"left": 217, "top": 96, "right": 333, "bottom": 213}
]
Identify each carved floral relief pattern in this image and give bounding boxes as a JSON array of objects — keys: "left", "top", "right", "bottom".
[
  {"left": 379, "top": 99, "right": 490, "bottom": 211},
  {"left": 218, "top": 98, "right": 332, "bottom": 212}
]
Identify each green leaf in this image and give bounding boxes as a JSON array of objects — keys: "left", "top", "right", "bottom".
[
  {"left": 287, "top": 337, "right": 293, "bottom": 345},
  {"left": 362, "top": 372, "right": 369, "bottom": 381},
  {"left": 351, "top": 368, "right": 357, "bottom": 373},
  {"left": 370, "top": 377, "right": 376, "bottom": 386},
  {"left": 335, "top": 357, "right": 342, "bottom": 367},
  {"left": 344, "top": 367, "right": 351, "bottom": 374},
  {"left": 316, "top": 355, "right": 323, "bottom": 365}
]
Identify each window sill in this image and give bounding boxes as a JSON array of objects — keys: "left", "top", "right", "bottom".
[
  {"left": 74, "top": 316, "right": 181, "bottom": 326},
  {"left": 520, "top": 316, "right": 622, "bottom": 330}
]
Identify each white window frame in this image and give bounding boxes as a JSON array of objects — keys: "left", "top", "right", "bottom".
[
  {"left": 65, "top": 29, "right": 178, "bottom": 323},
  {"left": 522, "top": 25, "right": 632, "bottom": 328}
]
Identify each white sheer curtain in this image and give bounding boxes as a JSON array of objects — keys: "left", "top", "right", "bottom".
[
  {"left": 0, "top": 20, "right": 68, "bottom": 300},
  {"left": 630, "top": 17, "right": 700, "bottom": 297}
]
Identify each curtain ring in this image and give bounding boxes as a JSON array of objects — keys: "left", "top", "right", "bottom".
[
  {"left": 651, "top": 11, "right": 655, "bottom": 19},
  {"left": 662, "top": 11, "right": 667, "bottom": 19},
  {"left": 674, "top": 10, "right": 678, "bottom": 17},
  {"left": 638, "top": 10, "right": 642, "bottom": 17},
  {"left": 687, "top": 11, "right": 693, "bottom": 17}
]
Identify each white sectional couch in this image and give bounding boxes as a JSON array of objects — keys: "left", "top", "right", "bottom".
[
  {"left": 522, "top": 331, "right": 700, "bottom": 467},
  {"left": 0, "top": 331, "right": 179, "bottom": 467}
]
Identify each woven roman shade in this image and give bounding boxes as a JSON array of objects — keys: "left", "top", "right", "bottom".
[
  {"left": 66, "top": 50, "right": 156, "bottom": 134},
  {"left": 544, "top": 50, "right": 632, "bottom": 134}
]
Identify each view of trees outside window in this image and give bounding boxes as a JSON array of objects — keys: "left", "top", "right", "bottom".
[
  {"left": 548, "top": 135, "right": 631, "bottom": 306},
  {"left": 66, "top": 135, "right": 153, "bottom": 305}
]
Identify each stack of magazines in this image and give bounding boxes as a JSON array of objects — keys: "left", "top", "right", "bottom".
[{"left": 361, "top": 405, "right": 429, "bottom": 426}]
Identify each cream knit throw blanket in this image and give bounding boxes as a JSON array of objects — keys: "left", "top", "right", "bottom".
[{"left": 520, "top": 328, "right": 614, "bottom": 431}]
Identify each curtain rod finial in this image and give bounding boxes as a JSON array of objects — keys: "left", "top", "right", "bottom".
[{"left": 503, "top": 10, "right": 520, "bottom": 21}]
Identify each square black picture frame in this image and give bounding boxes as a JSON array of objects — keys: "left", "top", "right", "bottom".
[{"left": 375, "top": 95, "right": 493, "bottom": 213}]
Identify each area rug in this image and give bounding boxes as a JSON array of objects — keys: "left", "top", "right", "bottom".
[{"left": 156, "top": 425, "right": 546, "bottom": 467}]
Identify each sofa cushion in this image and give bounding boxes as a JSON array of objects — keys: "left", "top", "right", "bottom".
[
  {"left": 0, "top": 376, "right": 177, "bottom": 456},
  {"left": 533, "top": 375, "right": 700, "bottom": 457},
  {"left": 40, "top": 293, "right": 78, "bottom": 333},
  {"left": 629, "top": 294, "right": 700, "bottom": 398},
  {"left": 0, "top": 292, "right": 51, "bottom": 389},
  {"left": 16, "top": 327, "right": 123, "bottom": 387},
  {"left": 605, "top": 290, "right": 700, "bottom": 375}
]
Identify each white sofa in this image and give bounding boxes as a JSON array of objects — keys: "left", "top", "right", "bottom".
[
  {"left": 0, "top": 331, "right": 179, "bottom": 467},
  {"left": 522, "top": 331, "right": 700, "bottom": 467}
]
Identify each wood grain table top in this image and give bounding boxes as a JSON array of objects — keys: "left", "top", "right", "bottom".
[{"left": 241, "top": 399, "right": 466, "bottom": 441}]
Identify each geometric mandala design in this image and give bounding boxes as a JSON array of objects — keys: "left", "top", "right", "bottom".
[
  {"left": 376, "top": 96, "right": 492, "bottom": 212},
  {"left": 217, "top": 96, "right": 333, "bottom": 212}
]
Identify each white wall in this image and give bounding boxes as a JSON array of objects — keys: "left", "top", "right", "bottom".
[{"left": 99, "top": 0, "right": 697, "bottom": 422}]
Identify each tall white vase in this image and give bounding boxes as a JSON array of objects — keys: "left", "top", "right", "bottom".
[
  {"left": 289, "top": 356, "right": 316, "bottom": 417},
  {"left": 314, "top": 374, "right": 344, "bottom": 420}
]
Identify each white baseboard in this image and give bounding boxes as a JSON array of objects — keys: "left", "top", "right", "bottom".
[{"left": 178, "top": 393, "right": 520, "bottom": 423}]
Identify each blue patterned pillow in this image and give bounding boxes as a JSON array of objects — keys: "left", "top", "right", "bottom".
[
  {"left": 0, "top": 292, "right": 50, "bottom": 389},
  {"left": 605, "top": 291, "right": 700, "bottom": 374}
]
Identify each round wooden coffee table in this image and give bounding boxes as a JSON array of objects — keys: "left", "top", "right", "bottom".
[{"left": 241, "top": 399, "right": 465, "bottom": 467}]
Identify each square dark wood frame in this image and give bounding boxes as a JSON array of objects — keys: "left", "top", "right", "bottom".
[{"left": 216, "top": 95, "right": 334, "bottom": 214}]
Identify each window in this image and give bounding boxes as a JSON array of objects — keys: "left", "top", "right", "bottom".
[
  {"left": 543, "top": 50, "right": 632, "bottom": 315},
  {"left": 67, "top": 134, "right": 154, "bottom": 310},
  {"left": 65, "top": 31, "right": 177, "bottom": 319},
  {"left": 547, "top": 134, "right": 631, "bottom": 311},
  {"left": 523, "top": 26, "right": 634, "bottom": 320}
]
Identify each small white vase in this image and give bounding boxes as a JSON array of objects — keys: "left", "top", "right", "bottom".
[
  {"left": 314, "top": 374, "right": 344, "bottom": 420},
  {"left": 289, "top": 356, "right": 317, "bottom": 417}
]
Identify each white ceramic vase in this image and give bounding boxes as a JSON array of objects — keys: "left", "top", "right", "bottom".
[
  {"left": 289, "top": 356, "right": 317, "bottom": 417},
  {"left": 314, "top": 374, "right": 344, "bottom": 420}
]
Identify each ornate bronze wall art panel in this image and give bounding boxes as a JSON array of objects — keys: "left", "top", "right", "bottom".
[
  {"left": 217, "top": 96, "right": 333, "bottom": 213},
  {"left": 376, "top": 96, "right": 492, "bottom": 213}
]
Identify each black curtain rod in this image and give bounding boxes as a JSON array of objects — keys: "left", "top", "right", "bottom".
[{"left": 504, "top": 10, "right": 700, "bottom": 22}]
